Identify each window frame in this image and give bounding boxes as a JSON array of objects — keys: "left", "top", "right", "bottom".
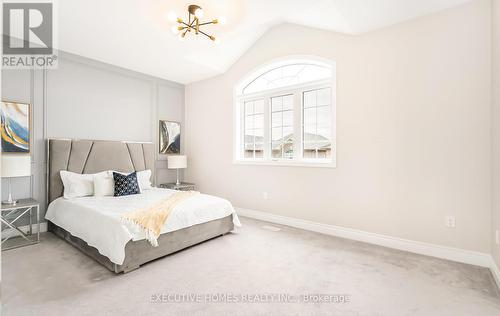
[
  {"left": 302, "top": 87, "right": 333, "bottom": 161},
  {"left": 270, "top": 93, "right": 294, "bottom": 160},
  {"left": 234, "top": 60, "right": 336, "bottom": 168},
  {"left": 242, "top": 99, "right": 265, "bottom": 159}
]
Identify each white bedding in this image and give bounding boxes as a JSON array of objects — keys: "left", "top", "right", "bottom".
[{"left": 45, "top": 188, "right": 241, "bottom": 265}]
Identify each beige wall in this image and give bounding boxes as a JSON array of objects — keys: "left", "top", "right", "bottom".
[
  {"left": 493, "top": 0, "right": 500, "bottom": 266},
  {"left": 186, "top": 0, "right": 492, "bottom": 253}
]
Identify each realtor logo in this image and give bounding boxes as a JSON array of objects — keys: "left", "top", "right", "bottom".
[{"left": 2, "top": 2, "right": 57, "bottom": 68}]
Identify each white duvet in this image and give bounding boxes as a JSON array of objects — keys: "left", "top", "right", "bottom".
[{"left": 45, "top": 188, "right": 241, "bottom": 264}]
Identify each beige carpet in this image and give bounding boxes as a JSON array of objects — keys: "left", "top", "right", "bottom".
[{"left": 2, "top": 217, "right": 500, "bottom": 316}]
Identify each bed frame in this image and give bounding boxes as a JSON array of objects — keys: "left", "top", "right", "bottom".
[{"left": 47, "top": 139, "right": 234, "bottom": 273}]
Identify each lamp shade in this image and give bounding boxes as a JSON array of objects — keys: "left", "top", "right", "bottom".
[
  {"left": 167, "top": 155, "right": 187, "bottom": 169},
  {"left": 1, "top": 155, "right": 31, "bottom": 178}
]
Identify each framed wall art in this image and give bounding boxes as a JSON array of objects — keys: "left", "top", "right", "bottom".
[
  {"left": 1, "top": 101, "right": 31, "bottom": 153},
  {"left": 159, "top": 120, "right": 180, "bottom": 154}
]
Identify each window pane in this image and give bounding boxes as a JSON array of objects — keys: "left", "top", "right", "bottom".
[
  {"left": 254, "top": 100, "right": 264, "bottom": 114},
  {"left": 317, "top": 127, "right": 331, "bottom": 140},
  {"left": 244, "top": 99, "right": 264, "bottom": 159},
  {"left": 303, "top": 107, "right": 316, "bottom": 133},
  {"left": 272, "top": 142, "right": 282, "bottom": 158},
  {"left": 245, "top": 101, "right": 254, "bottom": 115},
  {"left": 283, "top": 127, "right": 293, "bottom": 141},
  {"left": 283, "top": 125, "right": 294, "bottom": 159},
  {"left": 271, "top": 127, "right": 282, "bottom": 141},
  {"left": 283, "top": 110, "right": 293, "bottom": 127},
  {"left": 302, "top": 151, "right": 314, "bottom": 159},
  {"left": 283, "top": 95, "right": 293, "bottom": 110},
  {"left": 244, "top": 138, "right": 254, "bottom": 147},
  {"left": 316, "top": 140, "right": 330, "bottom": 148},
  {"left": 254, "top": 114, "right": 264, "bottom": 129},
  {"left": 304, "top": 124, "right": 316, "bottom": 136},
  {"left": 242, "top": 63, "right": 332, "bottom": 95},
  {"left": 317, "top": 88, "right": 331, "bottom": 106},
  {"left": 303, "top": 91, "right": 316, "bottom": 108},
  {"left": 244, "top": 130, "right": 254, "bottom": 159},
  {"left": 244, "top": 128, "right": 264, "bottom": 159},
  {"left": 254, "top": 129, "right": 264, "bottom": 158},
  {"left": 245, "top": 115, "right": 254, "bottom": 130},
  {"left": 244, "top": 150, "right": 254, "bottom": 158},
  {"left": 283, "top": 142, "right": 294, "bottom": 159},
  {"left": 316, "top": 106, "right": 331, "bottom": 130},
  {"left": 302, "top": 88, "right": 331, "bottom": 160},
  {"left": 270, "top": 94, "right": 295, "bottom": 159},
  {"left": 271, "top": 112, "right": 282, "bottom": 128},
  {"left": 271, "top": 97, "right": 282, "bottom": 112}
]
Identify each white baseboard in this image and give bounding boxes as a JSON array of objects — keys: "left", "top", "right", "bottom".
[
  {"left": 2, "top": 222, "right": 47, "bottom": 239},
  {"left": 236, "top": 208, "right": 493, "bottom": 269},
  {"left": 491, "top": 260, "right": 500, "bottom": 290}
]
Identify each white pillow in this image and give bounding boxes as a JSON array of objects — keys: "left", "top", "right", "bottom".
[
  {"left": 93, "top": 171, "right": 114, "bottom": 197},
  {"left": 60, "top": 171, "right": 95, "bottom": 199},
  {"left": 111, "top": 169, "right": 153, "bottom": 192},
  {"left": 137, "top": 169, "right": 153, "bottom": 191}
]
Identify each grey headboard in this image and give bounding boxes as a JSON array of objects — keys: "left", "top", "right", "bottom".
[{"left": 47, "top": 139, "right": 155, "bottom": 203}]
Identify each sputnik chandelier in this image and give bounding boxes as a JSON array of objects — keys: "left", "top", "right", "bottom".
[{"left": 168, "top": 4, "right": 226, "bottom": 43}]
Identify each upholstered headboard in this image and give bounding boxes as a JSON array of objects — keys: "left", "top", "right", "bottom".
[{"left": 47, "top": 139, "right": 155, "bottom": 203}]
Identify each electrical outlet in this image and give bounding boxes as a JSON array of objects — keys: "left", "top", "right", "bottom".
[
  {"left": 445, "top": 216, "right": 456, "bottom": 228},
  {"left": 262, "top": 192, "right": 268, "bottom": 200},
  {"left": 496, "top": 229, "right": 500, "bottom": 245}
]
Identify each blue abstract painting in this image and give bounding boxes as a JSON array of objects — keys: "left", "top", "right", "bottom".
[{"left": 1, "top": 102, "right": 30, "bottom": 153}]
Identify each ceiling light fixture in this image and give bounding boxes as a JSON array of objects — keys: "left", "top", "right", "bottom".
[{"left": 168, "top": 5, "right": 225, "bottom": 43}]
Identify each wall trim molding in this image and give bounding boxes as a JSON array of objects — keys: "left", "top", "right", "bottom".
[
  {"left": 236, "top": 208, "right": 493, "bottom": 268},
  {"left": 3, "top": 209, "right": 499, "bottom": 289},
  {"left": 2, "top": 222, "right": 48, "bottom": 240}
]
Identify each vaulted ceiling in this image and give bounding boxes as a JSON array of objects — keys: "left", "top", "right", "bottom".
[{"left": 59, "top": 0, "right": 472, "bottom": 84}]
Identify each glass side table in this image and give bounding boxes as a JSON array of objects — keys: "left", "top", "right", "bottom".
[
  {"left": 159, "top": 182, "right": 196, "bottom": 191},
  {"left": 1, "top": 198, "right": 40, "bottom": 250}
]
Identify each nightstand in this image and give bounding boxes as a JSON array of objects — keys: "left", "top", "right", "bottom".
[
  {"left": 160, "top": 182, "right": 196, "bottom": 191},
  {"left": 1, "top": 198, "right": 40, "bottom": 250}
]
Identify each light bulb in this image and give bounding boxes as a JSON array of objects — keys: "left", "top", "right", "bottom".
[
  {"left": 167, "top": 11, "right": 177, "bottom": 22},
  {"left": 194, "top": 8, "right": 204, "bottom": 18},
  {"left": 214, "top": 38, "right": 221, "bottom": 44},
  {"left": 171, "top": 25, "right": 179, "bottom": 35},
  {"left": 217, "top": 16, "right": 227, "bottom": 25},
  {"left": 178, "top": 33, "right": 186, "bottom": 42}
]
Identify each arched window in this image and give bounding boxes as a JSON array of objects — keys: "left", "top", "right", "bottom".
[
  {"left": 234, "top": 57, "right": 336, "bottom": 166},
  {"left": 242, "top": 63, "right": 332, "bottom": 95}
]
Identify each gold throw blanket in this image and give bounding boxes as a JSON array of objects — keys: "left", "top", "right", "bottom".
[{"left": 121, "top": 191, "right": 199, "bottom": 247}]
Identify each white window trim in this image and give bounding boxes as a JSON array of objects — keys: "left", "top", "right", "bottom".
[{"left": 233, "top": 61, "right": 337, "bottom": 168}]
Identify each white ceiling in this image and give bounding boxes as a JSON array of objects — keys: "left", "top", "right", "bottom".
[{"left": 58, "top": 0, "right": 472, "bottom": 84}]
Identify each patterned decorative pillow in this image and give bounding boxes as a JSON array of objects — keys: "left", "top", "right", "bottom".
[{"left": 113, "top": 171, "right": 140, "bottom": 196}]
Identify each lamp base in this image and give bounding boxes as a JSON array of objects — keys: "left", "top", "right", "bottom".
[
  {"left": 176, "top": 168, "right": 181, "bottom": 186},
  {"left": 4, "top": 179, "right": 18, "bottom": 206}
]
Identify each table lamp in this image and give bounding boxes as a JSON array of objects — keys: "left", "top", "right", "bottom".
[
  {"left": 1, "top": 155, "right": 31, "bottom": 205},
  {"left": 167, "top": 155, "right": 187, "bottom": 186}
]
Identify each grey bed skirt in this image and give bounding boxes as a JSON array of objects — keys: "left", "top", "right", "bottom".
[{"left": 48, "top": 215, "right": 234, "bottom": 273}]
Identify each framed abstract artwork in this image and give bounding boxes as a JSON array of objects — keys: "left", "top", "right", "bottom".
[
  {"left": 159, "top": 120, "right": 180, "bottom": 154},
  {"left": 1, "top": 101, "right": 31, "bottom": 153}
]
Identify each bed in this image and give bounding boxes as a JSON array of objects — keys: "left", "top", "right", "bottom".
[{"left": 45, "top": 139, "right": 240, "bottom": 273}]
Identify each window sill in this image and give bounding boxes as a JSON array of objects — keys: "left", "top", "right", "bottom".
[{"left": 233, "top": 159, "right": 336, "bottom": 168}]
